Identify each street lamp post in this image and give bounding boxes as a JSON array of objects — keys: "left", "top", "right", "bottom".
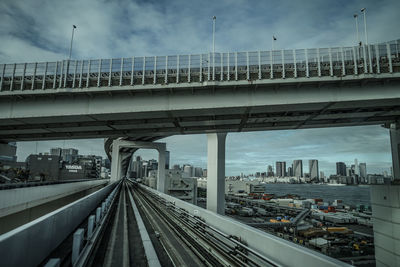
[
  {"left": 354, "top": 14, "right": 361, "bottom": 46},
  {"left": 69, "top": 25, "right": 77, "bottom": 60},
  {"left": 66, "top": 25, "right": 77, "bottom": 78},
  {"left": 361, "top": 8, "right": 368, "bottom": 45},
  {"left": 212, "top": 16, "right": 216, "bottom": 80}
]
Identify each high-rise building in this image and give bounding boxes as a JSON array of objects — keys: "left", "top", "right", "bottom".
[
  {"left": 359, "top": 163, "right": 367, "bottom": 178},
  {"left": 354, "top": 158, "right": 359, "bottom": 175},
  {"left": 61, "top": 148, "right": 79, "bottom": 163},
  {"left": 288, "top": 166, "right": 293, "bottom": 177},
  {"left": 194, "top": 167, "right": 203, "bottom": 177},
  {"left": 50, "top": 147, "right": 62, "bottom": 157},
  {"left": 173, "top": 164, "right": 180, "bottom": 170},
  {"left": 293, "top": 160, "right": 303, "bottom": 177},
  {"left": 183, "top": 165, "right": 194, "bottom": 177},
  {"left": 276, "top": 161, "right": 286, "bottom": 177},
  {"left": 309, "top": 159, "right": 319, "bottom": 180},
  {"left": 267, "top": 165, "right": 274, "bottom": 177},
  {"left": 320, "top": 171, "right": 325, "bottom": 181},
  {"left": 336, "top": 162, "right": 346, "bottom": 176}
]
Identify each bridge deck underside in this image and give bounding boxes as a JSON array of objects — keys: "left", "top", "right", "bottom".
[{"left": 1, "top": 78, "right": 400, "bottom": 142}]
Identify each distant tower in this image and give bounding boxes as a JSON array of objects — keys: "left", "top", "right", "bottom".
[
  {"left": 354, "top": 158, "right": 359, "bottom": 175},
  {"left": 293, "top": 160, "right": 303, "bottom": 178},
  {"left": 309, "top": 159, "right": 319, "bottom": 180},
  {"left": 359, "top": 163, "right": 367, "bottom": 178},
  {"left": 276, "top": 161, "right": 286, "bottom": 177},
  {"left": 165, "top": 151, "right": 170, "bottom": 169},
  {"left": 336, "top": 162, "right": 347, "bottom": 176}
]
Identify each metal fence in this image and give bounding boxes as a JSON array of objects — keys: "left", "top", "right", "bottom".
[{"left": 0, "top": 39, "right": 399, "bottom": 92}]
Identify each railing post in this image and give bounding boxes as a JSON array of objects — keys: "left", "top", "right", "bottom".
[
  {"left": 59, "top": 61, "right": 64, "bottom": 88},
  {"left": 188, "top": 54, "right": 191, "bottom": 83},
  {"left": 387, "top": 43, "right": 393, "bottom": 73},
  {"left": 79, "top": 60, "right": 83, "bottom": 88},
  {"left": 368, "top": 45, "right": 373, "bottom": 73},
  {"left": 20, "top": 63, "right": 26, "bottom": 90},
  {"left": 375, "top": 45, "right": 380, "bottom": 74},
  {"left": 363, "top": 45, "right": 368, "bottom": 74},
  {"left": 131, "top": 57, "right": 135, "bottom": 85},
  {"left": 212, "top": 52, "right": 215, "bottom": 81},
  {"left": 20, "top": 63, "right": 27, "bottom": 90},
  {"left": 96, "top": 207, "right": 101, "bottom": 224},
  {"left": 329, "top": 48, "right": 333, "bottom": 76},
  {"left": 42, "top": 62, "right": 48, "bottom": 89},
  {"left": 305, "top": 49, "right": 309, "bottom": 77},
  {"left": 153, "top": 56, "right": 157, "bottom": 84},
  {"left": 142, "top": 57, "right": 146, "bottom": 85},
  {"left": 352, "top": 47, "right": 358, "bottom": 75},
  {"left": 220, "top": 53, "right": 223, "bottom": 81},
  {"left": 87, "top": 215, "right": 95, "bottom": 239},
  {"left": 199, "top": 54, "right": 202, "bottom": 82},
  {"left": 109, "top": 59, "right": 113, "bottom": 86},
  {"left": 0, "top": 64, "right": 5, "bottom": 91},
  {"left": 31, "top": 63, "right": 37, "bottom": 90},
  {"left": 227, "top": 52, "right": 230, "bottom": 81},
  {"left": 120, "top": 57, "right": 124, "bottom": 86},
  {"left": 10, "top": 63, "right": 16, "bottom": 91},
  {"left": 72, "top": 60, "right": 77, "bottom": 88},
  {"left": 164, "top": 56, "right": 168, "bottom": 84},
  {"left": 208, "top": 53, "right": 211, "bottom": 81},
  {"left": 293, "top": 49, "right": 297, "bottom": 78},
  {"left": 86, "top": 60, "right": 91, "bottom": 88},
  {"left": 281, "top": 50, "right": 285, "bottom": 79},
  {"left": 246, "top": 52, "right": 250, "bottom": 80},
  {"left": 53, "top": 62, "right": 58, "bottom": 89},
  {"left": 64, "top": 60, "right": 68, "bottom": 88},
  {"left": 176, "top": 55, "right": 180, "bottom": 83},
  {"left": 341, "top": 47, "right": 345, "bottom": 76},
  {"left": 234, "top": 52, "right": 238, "bottom": 81},
  {"left": 258, "top": 51, "right": 261, "bottom": 80},
  {"left": 97, "top": 59, "right": 102, "bottom": 87},
  {"left": 316, "top": 48, "right": 321, "bottom": 77},
  {"left": 270, "top": 50, "right": 273, "bottom": 79}
]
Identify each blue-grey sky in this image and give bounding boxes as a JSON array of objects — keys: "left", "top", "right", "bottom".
[{"left": 1, "top": 0, "right": 398, "bottom": 176}]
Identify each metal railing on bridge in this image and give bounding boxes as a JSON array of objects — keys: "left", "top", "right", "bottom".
[{"left": 0, "top": 40, "right": 399, "bottom": 92}]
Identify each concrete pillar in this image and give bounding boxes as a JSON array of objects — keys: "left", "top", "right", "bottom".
[
  {"left": 206, "top": 133, "right": 227, "bottom": 215},
  {"left": 157, "top": 147, "right": 166, "bottom": 193},
  {"left": 390, "top": 122, "right": 400, "bottom": 180},
  {"left": 110, "top": 140, "right": 121, "bottom": 182},
  {"left": 371, "top": 185, "right": 400, "bottom": 266}
]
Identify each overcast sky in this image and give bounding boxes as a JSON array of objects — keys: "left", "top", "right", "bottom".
[{"left": 1, "top": 0, "right": 399, "bottom": 176}]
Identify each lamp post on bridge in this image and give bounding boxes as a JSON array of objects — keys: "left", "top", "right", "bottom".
[
  {"left": 212, "top": 16, "right": 216, "bottom": 80},
  {"left": 66, "top": 25, "right": 77, "bottom": 78},
  {"left": 353, "top": 14, "right": 361, "bottom": 46},
  {"left": 360, "top": 8, "right": 368, "bottom": 46}
]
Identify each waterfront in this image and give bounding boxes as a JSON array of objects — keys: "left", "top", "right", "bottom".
[{"left": 263, "top": 183, "right": 371, "bottom": 206}]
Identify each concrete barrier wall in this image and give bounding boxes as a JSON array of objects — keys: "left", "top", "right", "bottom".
[
  {"left": 0, "top": 179, "right": 109, "bottom": 218},
  {"left": 141, "top": 184, "right": 350, "bottom": 267},
  {"left": 0, "top": 181, "right": 117, "bottom": 267}
]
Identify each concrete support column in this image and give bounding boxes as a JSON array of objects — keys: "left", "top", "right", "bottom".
[
  {"left": 390, "top": 122, "right": 400, "bottom": 180},
  {"left": 157, "top": 146, "right": 166, "bottom": 193},
  {"left": 206, "top": 133, "right": 227, "bottom": 215},
  {"left": 371, "top": 185, "right": 400, "bottom": 266},
  {"left": 110, "top": 140, "right": 121, "bottom": 182}
]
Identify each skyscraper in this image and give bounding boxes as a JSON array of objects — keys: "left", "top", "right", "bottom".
[
  {"left": 309, "top": 159, "right": 319, "bottom": 180},
  {"left": 276, "top": 161, "right": 286, "bottom": 177},
  {"left": 354, "top": 158, "right": 359, "bottom": 175},
  {"left": 267, "top": 165, "right": 274, "bottom": 177},
  {"left": 293, "top": 160, "right": 303, "bottom": 178},
  {"left": 359, "top": 163, "right": 367, "bottom": 178},
  {"left": 336, "top": 162, "right": 346, "bottom": 176},
  {"left": 165, "top": 151, "right": 170, "bottom": 169}
]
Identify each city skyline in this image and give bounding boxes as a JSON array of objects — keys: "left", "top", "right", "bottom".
[{"left": 16, "top": 125, "right": 393, "bottom": 176}]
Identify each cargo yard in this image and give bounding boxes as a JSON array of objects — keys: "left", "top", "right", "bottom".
[{"left": 214, "top": 192, "right": 375, "bottom": 266}]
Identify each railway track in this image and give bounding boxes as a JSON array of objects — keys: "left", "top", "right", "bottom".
[{"left": 73, "top": 179, "right": 279, "bottom": 267}]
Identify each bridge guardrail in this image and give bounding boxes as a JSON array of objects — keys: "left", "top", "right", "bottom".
[{"left": 0, "top": 40, "right": 399, "bottom": 92}]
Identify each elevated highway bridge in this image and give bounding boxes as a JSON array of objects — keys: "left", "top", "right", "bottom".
[{"left": 1, "top": 39, "right": 400, "bottom": 266}]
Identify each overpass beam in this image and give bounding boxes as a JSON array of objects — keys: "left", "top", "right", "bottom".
[
  {"left": 207, "top": 133, "right": 227, "bottom": 215},
  {"left": 390, "top": 122, "right": 400, "bottom": 180}
]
